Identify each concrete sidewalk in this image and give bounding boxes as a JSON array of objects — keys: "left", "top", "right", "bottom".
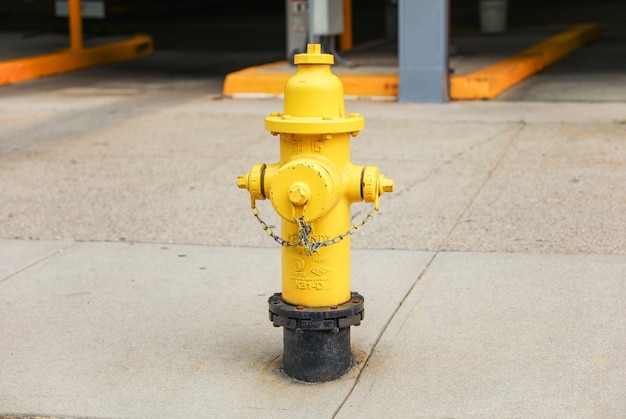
[
  {"left": 1, "top": 242, "right": 624, "bottom": 418},
  {"left": 1, "top": 66, "right": 625, "bottom": 417}
]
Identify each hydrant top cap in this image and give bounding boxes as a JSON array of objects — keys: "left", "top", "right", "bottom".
[{"left": 294, "top": 44, "right": 334, "bottom": 65}]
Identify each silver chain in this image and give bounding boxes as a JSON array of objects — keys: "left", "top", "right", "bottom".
[{"left": 250, "top": 197, "right": 379, "bottom": 255}]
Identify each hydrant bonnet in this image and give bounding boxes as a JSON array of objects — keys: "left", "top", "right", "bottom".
[{"left": 265, "top": 45, "right": 364, "bottom": 135}]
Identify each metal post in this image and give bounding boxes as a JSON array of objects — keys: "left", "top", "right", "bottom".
[
  {"left": 68, "top": 0, "right": 84, "bottom": 50},
  {"left": 339, "top": 0, "right": 353, "bottom": 51},
  {"left": 398, "top": 0, "right": 449, "bottom": 102}
]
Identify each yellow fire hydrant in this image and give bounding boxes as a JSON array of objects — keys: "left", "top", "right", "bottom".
[{"left": 237, "top": 44, "right": 393, "bottom": 382}]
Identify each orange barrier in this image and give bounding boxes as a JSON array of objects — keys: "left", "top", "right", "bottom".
[
  {"left": 223, "top": 24, "right": 599, "bottom": 100},
  {"left": 0, "top": 35, "right": 153, "bottom": 85},
  {"left": 0, "top": 0, "right": 153, "bottom": 86},
  {"left": 450, "top": 23, "right": 599, "bottom": 99}
]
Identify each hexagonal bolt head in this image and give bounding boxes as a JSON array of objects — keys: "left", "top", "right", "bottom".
[
  {"left": 379, "top": 177, "right": 394, "bottom": 193},
  {"left": 288, "top": 182, "right": 310, "bottom": 206},
  {"left": 237, "top": 175, "right": 248, "bottom": 189}
]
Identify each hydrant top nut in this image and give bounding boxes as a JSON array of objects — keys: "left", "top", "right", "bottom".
[{"left": 294, "top": 44, "right": 334, "bottom": 65}]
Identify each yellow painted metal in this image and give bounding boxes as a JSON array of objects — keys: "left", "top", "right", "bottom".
[
  {"left": 237, "top": 163, "right": 266, "bottom": 201},
  {"left": 362, "top": 166, "right": 395, "bottom": 209},
  {"left": 238, "top": 44, "right": 394, "bottom": 308},
  {"left": 269, "top": 159, "right": 338, "bottom": 222},
  {"left": 264, "top": 45, "right": 364, "bottom": 135}
]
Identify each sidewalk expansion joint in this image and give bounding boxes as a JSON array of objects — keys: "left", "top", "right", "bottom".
[
  {"left": 0, "top": 241, "right": 79, "bottom": 285},
  {"left": 436, "top": 123, "right": 524, "bottom": 252},
  {"left": 335, "top": 124, "right": 525, "bottom": 416}
]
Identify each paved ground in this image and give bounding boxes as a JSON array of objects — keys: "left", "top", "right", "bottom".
[
  {"left": 1, "top": 66, "right": 625, "bottom": 417},
  {"left": 1, "top": 3, "right": 625, "bottom": 417},
  {"left": 1, "top": 85, "right": 625, "bottom": 253}
]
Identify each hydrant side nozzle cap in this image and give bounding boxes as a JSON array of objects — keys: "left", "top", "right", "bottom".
[{"left": 294, "top": 44, "right": 334, "bottom": 65}]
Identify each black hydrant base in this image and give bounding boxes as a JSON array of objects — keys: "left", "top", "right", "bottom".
[
  {"left": 268, "top": 292, "right": 364, "bottom": 382},
  {"left": 283, "top": 327, "right": 352, "bottom": 382}
]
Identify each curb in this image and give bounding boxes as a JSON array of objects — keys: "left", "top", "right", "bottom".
[
  {"left": 0, "top": 34, "right": 153, "bottom": 86},
  {"left": 223, "top": 24, "right": 600, "bottom": 100},
  {"left": 450, "top": 23, "right": 600, "bottom": 99}
]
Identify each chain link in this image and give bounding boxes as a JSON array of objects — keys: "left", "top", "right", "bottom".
[{"left": 249, "top": 196, "right": 379, "bottom": 255}]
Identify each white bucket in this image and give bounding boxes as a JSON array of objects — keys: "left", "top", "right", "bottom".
[{"left": 480, "top": 0, "right": 508, "bottom": 34}]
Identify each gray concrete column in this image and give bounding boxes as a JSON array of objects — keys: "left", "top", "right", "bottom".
[{"left": 398, "top": 0, "right": 449, "bottom": 102}]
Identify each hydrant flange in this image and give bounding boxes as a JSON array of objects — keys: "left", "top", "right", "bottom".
[{"left": 269, "top": 292, "right": 364, "bottom": 331}]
